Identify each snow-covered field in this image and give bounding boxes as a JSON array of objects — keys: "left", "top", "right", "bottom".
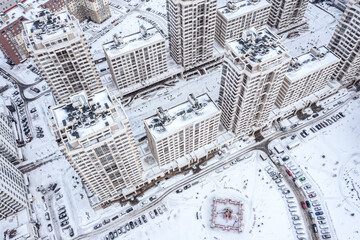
[
  {"left": 114, "top": 153, "right": 296, "bottom": 240},
  {"left": 282, "top": 3, "right": 341, "bottom": 57},
  {"left": 274, "top": 96, "right": 360, "bottom": 240}
]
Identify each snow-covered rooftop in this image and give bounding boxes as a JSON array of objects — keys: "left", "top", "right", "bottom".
[
  {"left": 23, "top": 11, "right": 78, "bottom": 44},
  {"left": 286, "top": 46, "right": 340, "bottom": 82},
  {"left": 144, "top": 93, "right": 220, "bottom": 140},
  {"left": 103, "top": 26, "right": 164, "bottom": 58},
  {"left": 218, "top": 0, "right": 271, "bottom": 20},
  {"left": 51, "top": 89, "right": 127, "bottom": 148},
  {"left": 227, "top": 27, "right": 287, "bottom": 63}
]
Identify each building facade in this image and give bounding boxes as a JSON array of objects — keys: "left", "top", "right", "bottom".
[
  {"left": 267, "top": 0, "right": 308, "bottom": 31},
  {"left": 23, "top": 11, "right": 102, "bottom": 104},
  {"left": 50, "top": 88, "right": 143, "bottom": 207},
  {"left": 328, "top": 0, "right": 360, "bottom": 85},
  {"left": 41, "top": 0, "right": 111, "bottom": 24},
  {"left": 215, "top": 0, "right": 271, "bottom": 47},
  {"left": 144, "top": 93, "right": 221, "bottom": 168},
  {"left": 167, "top": 0, "right": 217, "bottom": 68},
  {"left": 103, "top": 26, "right": 168, "bottom": 90},
  {"left": 276, "top": 46, "right": 340, "bottom": 109},
  {"left": 0, "top": 154, "right": 28, "bottom": 220},
  {"left": 0, "top": 15, "right": 29, "bottom": 65},
  {"left": 218, "top": 28, "right": 291, "bottom": 136},
  {"left": 0, "top": 101, "right": 19, "bottom": 165}
]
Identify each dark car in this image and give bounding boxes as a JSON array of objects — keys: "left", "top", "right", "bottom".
[
  {"left": 59, "top": 213, "right": 67, "bottom": 219},
  {"left": 312, "top": 224, "right": 318, "bottom": 233},
  {"left": 184, "top": 184, "right": 191, "bottom": 190},
  {"left": 306, "top": 200, "right": 311, "bottom": 208},
  {"left": 108, "top": 232, "right": 114, "bottom": 239},
  {"left": 129, "top": 221, "right": 134, "bottom": 229},
  {"left": 142, "top": 214, "right": 147, "bottom": 223},
  {"left": 69, "top": 228, "right": 74, "bottom": 237},
  {"left": 149, "top": 196, "right": 156, "bottom": 201},
  {"left": 154, "top": 209, "right": 158, "bottom": 216},
  {"left": 339, "top": 112, "right": 345, "bottom": 117},
  {"left": 126, "top": 207, "right": 133, "bottom": 213},
  {"left": 176, "top": 189, "right": 182, "bottom": 193},
  {"left": 61, "top": 220, "right": 69, "bottom": 227},
  {"left": 322, "top": 234, "right": 331, "bottom": 239}
]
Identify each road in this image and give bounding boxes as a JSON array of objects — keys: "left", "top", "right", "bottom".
[{"left": 73, "top": 95, "right": 351, "bottom": 240}]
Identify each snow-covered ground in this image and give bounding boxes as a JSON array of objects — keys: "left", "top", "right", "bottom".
[
  {"left": 271, "top": 96, "right": 360, "bottom": 240},
  {"left": 282, "top": 3, "right": 340, "bottom": 56},
  {"left": 103, "top": 152, "right": 297, "bottom": 240}
]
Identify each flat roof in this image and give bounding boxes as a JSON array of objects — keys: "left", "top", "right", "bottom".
[
  {"left": 103, "top": 27, "right": 164, "bottom": 58},
  {"left": 227, "top": 28, "right": 286, "bottom": 63},
  {"left": 52, "top": 89, "right": 126, "bottom": 141},
  {"left": 286, "top": 46, "right": 340, "bottom": 82},
  {"left": 218, "top": 0, "right": 271, "bottom": 20},
  {"left": 144, "top": 93, "right": 220, "bottom": 140},
  {"left": 23, "top": 11, "right": 77, "bottom": 42}
]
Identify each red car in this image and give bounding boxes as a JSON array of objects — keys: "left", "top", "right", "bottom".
[
  {"left": 301, "top": 201, "right": 306, "bottom": 209},
  {"left": 286, "top": 169, "right": 292, "bottom": 176}
]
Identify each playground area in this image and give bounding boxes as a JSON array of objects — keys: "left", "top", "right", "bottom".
[{"left": 210, "top": 197, "right": 244, "bottom": 233}]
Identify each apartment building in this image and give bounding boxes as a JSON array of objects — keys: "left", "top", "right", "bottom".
[
  {"left": 23, "top": 11, "right": 102, "bottom": 104},
  {"left": 41, "top": 0, "right": 111, "bottom": 24},
  {"left": 218, "top": 28, "right": 291, "bottom": 136},
  {"left": 0, "top": 154, "right": 28, "bottom": 220},
  {"left": 144, "top": 93, "right": 221, "bottom": 168},
  {"left": 267, "top": 0, "right": 308, "bottom": 31},
  {"left": 215, "top": 0, "right": 271, "bottom": 47},
  {"left": 328, "top": 0, "right": 360, "bottom": 85},
  {"left": 0, "top": 15, "right": 29, "bottom": 65},
  {"left": 167, "top": 0, "right": 217, "bottom": 68},
  {"left": 50, "top": 88, "right": 143, "bottom": 207},
  {"left": 103, "top": 26, "right": 168, "bottom": 91},
  {"left": 276, "top": 46, "right": 340, "bottom": 109},
  {"left": 0, "top": 0, "right": 21, "bottom": 12},
  {"left": 0, "top": 100, "right": 19, "bottom": 165}
]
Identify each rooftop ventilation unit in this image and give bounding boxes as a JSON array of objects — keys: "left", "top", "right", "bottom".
[{"left": 156, "top": 106, "right": 172, "bottom": 125}]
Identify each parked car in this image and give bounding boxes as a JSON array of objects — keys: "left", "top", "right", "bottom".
[
  {"left": 149, "top": 211, "right": 155, "bottom": 219},
  {"left": 56, "top": 193, "right": 63, "bottom": 200},
  {"left": 286, "top": 169, "right": 292, "bottom": 176},
  {"left": 61, "top": 220, "right": 69, "bottom": 227},
  {"left": 94, "top": 223, "right": 102, "bottom": 230},
  {"left": 103, "top": 219, "right": 110, "bottom": 225},
  {"left": 299, "top": 177, "right": 306, "bottom": 182},
  {"left": 322, "top": 234, "right": 331, "bottom": 239},
  {"left": 184, "top": 184, "right": 191, "bottom": 190},
  {"left": 315, "top": 211, "right": 324, "bottom": 216},
  {"left": 69, "top": 227, "right": 74, "bottom": 237},
  {"left": 149, "top": 195, "right": 156, "bottom": 201},
  {"left": 157, "top": 207, "right": 163, "bottom": 214},
  {"left": 45, "top": 212, "right": 50, "bottom": 220},
  {"left": 305, "top": 200, "right": 311, "bottom": 208},
  {"left": 142, "top": 214, "right": 147, "bottom": 223},
  {"left": 312, "top": 224, "right": 318, "bottom": 233},
  {"left": 129, "top": 221, "right": 134, "bottom": 229},
  {"left": 126, "top": 207, "right": 133, "bottom": 213},
  {"left": 308, "top": 192, "right": 317, "bottom": 198},
  {"left": 47, "top": 224, "right": 53, "bottom": 232},
  {"left": 300, "top": 201, "right": 306, "bottom": 209}
]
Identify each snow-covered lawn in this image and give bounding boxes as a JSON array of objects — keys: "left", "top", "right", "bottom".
[
  {"left": 279, "top": 97, "right": 360, "bottom": 240},
  {"left": 116, "top": 153, "right": 297, "bottom": 240},
  {"left": 282, "top": 3, "right": 340, "bottom": 56}
]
